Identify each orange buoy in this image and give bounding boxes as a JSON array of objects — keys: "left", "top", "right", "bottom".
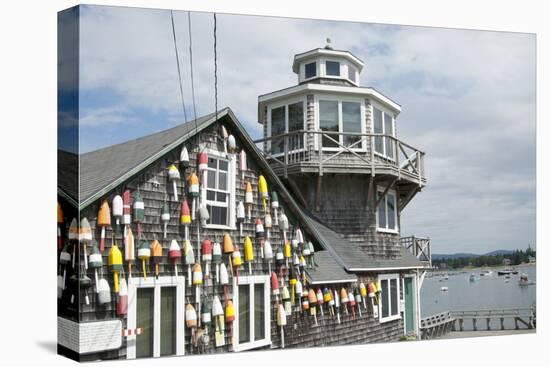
[
  {"left": 57, "top": 202, "right": 63, "bottom": 250},
  {"left": 97, "top": 200, "right": 111, "bottom": 253},
  {"left": 151, "top": 239, "right": 162, "bottom": 279}
]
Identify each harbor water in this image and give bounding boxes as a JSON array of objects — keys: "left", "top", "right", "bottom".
[{"left": 421, "top": 264, "right": 536, "bottom": 329}]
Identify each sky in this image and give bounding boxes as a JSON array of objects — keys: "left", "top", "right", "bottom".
[{"left": 72, "top": 4, "right": 536, "bottom": 254}]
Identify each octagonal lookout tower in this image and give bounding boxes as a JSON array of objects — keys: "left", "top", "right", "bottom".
[{"left": 256, "top": 42, "right": 427, "bottom": 248}]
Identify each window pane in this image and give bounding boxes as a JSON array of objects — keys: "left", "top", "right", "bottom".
[
  {"left": 342, "top": 102, "right": 361, "bottom": 147},
  {"left": 288, "top": 102, "right": 304, "bottom": 150},
  {"left": 271, "top": 106, "right": 285, "bottom": 154},
  {"left": 219, "top": 160, "right": 228, "bottom": 171},
  {"left": 254, "top": 284, "right": 265, "bottom": 340},
  {"left": 348, "top": 66, "right": 356, "bottom": 82},
  {"left": 384, "top": 113, "right": 394, "bottom": 158},
  {"left": 381, "top": 279, "right": 389, "bottom": 318},
  {"left": 390, "top": 279, "right": 398, "bottom": 316},
  {"left": 373, "top": 108, "right": 384, "bottom": 154},
  {"left": 377, "top": 191, "right": 387, "bottom": 229},
  {"left": 207, "top": 190, "right": 215, "bottom": 201},
  {"left": 160, "top": 287, "right": 177, "bottom": 356},
  {"left": 219, "top": 207, "right": 227, "bottom": 226},
  {"left": 216, "top": 192, "right": 227, "bottom": 203},
  {"left": 305, "top": 62, "right": 316, "bottom": 78},
  {"left": 208, "top": 157, "right": 217, "bottom": 169},
  {"left": 326, "top": 61, "right": 340, "bottom": 76},
  {"left": 207, "top": 170, "right": 216, "bottom": 189},
  {"left": 387, "top": 193, "right": 396, "bottom": 230},
  {"left": 239, "top": 285, "right": 250, "bottom": 344},
  {"left": 218, "top": 171, "right": 227, "bottom": 191},
  {"left": 136, "top": 288, "right": 154, "bottom": 358},
  {"left": 319, "top": 100, "right": 339, "bottom": 148}
]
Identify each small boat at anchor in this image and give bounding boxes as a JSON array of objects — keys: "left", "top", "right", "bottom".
[
  {"left": 440, "top": 286, "right": 448, "bottom": 291},
  {"left": 469, "top": 273, "right": 479, "bottom": 282}
]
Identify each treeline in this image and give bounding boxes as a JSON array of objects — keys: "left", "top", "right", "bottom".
[{"left": 433, "top": 248, "right": 536, "bottom": 269}]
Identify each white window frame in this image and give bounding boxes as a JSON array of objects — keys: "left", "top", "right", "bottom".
[
  {"left": 315, "top": 94, "right": 366, "bottom": 152},
  {"left": 324, "top": 59, "right": 342, "bottom": 77},
  {"left": 233, "top": 274, "right": 271, "bottom": 352},
  {"left": 267, "top": 97, "right": 307, "bottom": 157},
  {"left": 202, "top": 149, "right": 236, "bottom": 230},
  {"left": 378, "top": 273, "right": 401, "bottom": 323},
  {"left": 372, "top": 103, "right": 396, "bottom": 161},
  {"left": 376, "top": 185, "right": 399, "bottom": 234},
  {"left": 127, "top": 276, "right": 186, "bottom": 359}
]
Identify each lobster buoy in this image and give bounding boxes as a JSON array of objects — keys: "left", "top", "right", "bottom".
[
  {"left": 271, "top": 271, "right": 280, "bottom": 300},
  {"left": 258, "top": 175, "right": 268, "bottom": 212},
  {"left": 223, "top": 234, "right": 235, "bottom": 277},
  {"left": 122, "top": 190, "right": 132, "bottom": 238},
  {"left": 160, "top": 202, "right": 170, "bottom": 239},
  {"left": 151, "top": 239, "right": 162, "bottom": 279},
  {"left": 57, "top": 202, "right": 63, "bottom": 250},
  {"left": 333, "top": 288, "right": 341, "bottom": 324},
  {"left": 180, "top": 198, "right": 191, "bottom": 240},
  {"left": 79, "top": 217, "right": 92, "bottom": 269},
  {"left": 245, "top": 182, "right": 253, "bottom": 221},
  {"left": 255, "top": 218, "right": 265, "bottom": 258},
  {"left": 133, "top": 192, "right": 145, "bottom": 240},
  {"left": 201, "top": 297, "right": 212, "bottom": 328},
  {"left": 80, "top": 273, "right": 92, "bottom": 305},
  {"left": 281, "top": 286, "right": 291, "bottom": 316},
  {"left": 168, "top": 164, "right": 181, "bottom": 201},
  {"left": 316, "top": 288, "right": 325, "bottom": 317},
  {"left": 124, "top": 227, "right": 135, "bottom": 278},
  {"left": 117, "top": 278, "right": 128, "bottom": 316},
  {"left": 193, "top": 263, "right": 203, "bottom": 313},
  {"left": 295, "top": 280, "right": 303, "bottom": 312},
  {"left": 179, "top": 145, "right": 190, "bottom": 170},
  {"left": 212, "top": 295, "right": 225, "bottom": 345},
  {"left": 243, "top": 236, "right": 254, "bottom": 274},
  {"left": 271, "top": 191, "right": 279, "bottom": 225},
  {"left": 359, "top": 283, "right": 367, "bottom": 310},
  {"left": 279, "top": 211, "right": 289, "bottom": 243},
  {"left": 197, "top": 151, "right": 208, "bottom": 196},
  {"left": 97, "top": 278, "right": 111, "bottom": 305},
  {"left": 302, "top": 291, "right": 310, "bottom": 312},
  {"left": 59, "top": 242, "right": 71, "bottom": 290},
  {"left": 340, "top": 288, "right": 349, "bottom": 315},
  {"left": 107, "top": 239, "right": 123, "bottom": 293},
  {"left": 199, "top": 206, "right": 210, "bottom": 227},
  {"left": 348, "top": 289, "right": 357, "bottom": 319},
  {"left": 185, "top": 303, "right": 198, "bottom": 328},
  {"left": 112, "top": 194, "right": 123, "bottom": 231},
  {"left": 97, "top": 200, "right": 111, "bottom": 254},
  {"left": 227, "top": 134, "right": 236, "bottom": 153},
  {"left": 355, "top": 290, "right": 363, "bottom": 317},
  {"left": 237, "top": 201, "right": 245, "bottom": 236},
  {"left": 232, "top": 244, "right": 243, "bottom": 285},
  {"left": 68, "top": 218, "right": 78, "bottom": 269},
  {"left": 239, "top": 149, "right": 247, "bottom": 180},
  {"left": 188, "top": 173, "right": 199, "bottom": 219},
  {"left": 89, "top": 243, "right": 102, "bottom": 294},
  {"left": 184, "top": 240, "right": 195, "bottom": 286},
  {"left": 324, "top": 288, "right": 334, "bottom": 318},
  {"left": 264, "top": 213, "right": 272, "bottom": 239},
  {"left": 201, "top": 239, "right": 212, "bottom": 282},
  {"left": 264, "top": 240, "right": 273, "bottom": 271},
  {"left": 308, "top": 289, "right": 318, "bottom": 326},
  {"left": 277, "top": 303, "right": 287, "bottom": 348},
  {"left": 289, "top": 267, "right": 297, "bottom": 305},
  {"left": 212, "top": 241, "right": 222, "bottom": 283},
  {"left": 220, "top": 126, "right": 228, "bottom": 153},
  {"left": 138, "top": 240, "right": 150, "bottom": 279},
  {"left": 168, "top": 239, "right": 181, "bottom": 276}
]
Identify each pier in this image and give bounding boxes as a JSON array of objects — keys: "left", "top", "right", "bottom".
[{"left": 420, "top": 307, "right": 536, "bottom": 340}]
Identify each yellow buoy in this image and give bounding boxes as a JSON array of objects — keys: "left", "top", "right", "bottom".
[{"left": 108, "top": 243, "right": 123, "bottom": 293}]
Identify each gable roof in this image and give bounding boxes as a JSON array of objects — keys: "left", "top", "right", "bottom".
[{"left": 303, "top": 212, "right": 427, "bottom": 271}]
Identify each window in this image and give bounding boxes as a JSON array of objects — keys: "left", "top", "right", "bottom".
[
  {"left": 326, "top": 61, "right": 340, "bottom": 76},
  {"left": 305, "top": 62, "right": 316, "bottom": 79},
  {"left": 373, "top": 106, "right": 395, "bottom": 159},
  {"left": 376, "top": 187, "right": 398, "bottom": 232},
  {"left": 319, "top": 99, "right": 364, "bottom": 149},
  {"left": 348, "top": 66, "right": 357, "bottom": 83},
  {"left": 378, "top": 274, "right": 400, "bottom": 323},
  {"left": 233, "top": 275, "right": 271, "bottom": 351},
  {"left": 127, "top": 276, "right": 185, "bottom": 359},
  {"left": 269, "top": 101, "right": 305, "bottom": 155},
  {"left": 203, "top": 151, "right": 236, "bottom": 229}
]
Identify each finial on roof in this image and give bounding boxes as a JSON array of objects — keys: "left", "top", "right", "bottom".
[{"left": 325, "top": 38, "right": 333, "bottom": 50}]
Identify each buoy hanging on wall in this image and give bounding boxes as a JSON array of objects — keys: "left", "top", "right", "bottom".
[
  {"left": 188, "top": 172, "right": 199, "bottom": 220},
  {"left": 97, "top": 200, "right": 111, "bottom": 254},
  {"left": 137, "top": 240, "right": 150, "bottom": 280},
  {"left": 168, "top": 239, "right": 181, "bottom": 276},
  {"left": 160, "top": 202, "right": 170, "bottom": 239},
  {"left": 108, "top": 235, "right": 123, "bottom": 293},
  {"left": 168, "top": 164, "right": 181, "bottom": 201},
  {"left": 239, "top": 149, "right": 247, "bottom": 180},
  {"left": 151, "top": 239, "right": 162, "bottom": 279},
  {"left": 271, "top": 191, "right": 279, "bottom": 225},
  {"left": 244, "top": 182, "right": 253, "bottom": 221},
  {"left": 125, "top": 227, "right": 135, "bottom": 278},
  {"left": 237, "top": 201, "right": 245, "bottom": 236},
  {"left": 57, "top": 202, "right": 63, "bottom": 251},
  {"left": 180, "top": 198, "right": 191, "bottom": 240},
  {"left": 89, "top": 243, "right": 102, "bottom": 294},
  {"left": 258, "top": 175, "right": 268, "bottom": 213},
  {"left": 79, "top": 218, "right": 92, "bottom": 269}
]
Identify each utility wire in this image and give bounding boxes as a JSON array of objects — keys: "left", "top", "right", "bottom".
[
  {"left": 187, "top": 12, "right": 199, "bottom": 138},
  {"left": 170, "top": 10, "right": 188, "bottom": 122},
  {"left": 213, "top": 13, "right": 218, "bottom": 123}
]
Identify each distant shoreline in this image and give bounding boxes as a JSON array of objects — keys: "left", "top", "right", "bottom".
[{"left": 432, "top": 262, "right": 535, "bottom": 272}]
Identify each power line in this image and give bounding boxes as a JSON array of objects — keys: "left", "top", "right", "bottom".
[
  {"left": 187, "top": 12, "right": 198, "bottom": 137},
  {"left": 170, "top": 10, "right": 188, "bottom": 122}
]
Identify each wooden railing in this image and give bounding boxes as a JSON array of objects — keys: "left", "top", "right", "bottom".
[
  {"left": 450, "top": 308, "right": 536, "bottom": 331},
  {"left": 400, "top": 236, "right": 431, "bottom": 267},
  {"left": 254, "top": 130, "right": 425, "bottom": 184},
  {"left": 420, "top": 311, "right": 455, "bottom": 339}
]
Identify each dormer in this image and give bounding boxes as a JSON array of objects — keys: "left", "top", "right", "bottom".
[{"left": 292, "top": 40, "right": 364, "bottom": 86}]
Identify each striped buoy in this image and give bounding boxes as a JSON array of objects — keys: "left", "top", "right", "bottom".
[
  {"left": 359, "top": 283, "right": 367, "bottom": 310},
  {"left": 239, "top": 149, "right": 247, "bottom": 180},
  {"left": 244, "top": 182, "right": 253, "bottom": 220},
  {"left": 255, "top": 218, "right": 265, "bottom": 258},
  {"left": 223, "top": 234, "right": 234, "bottom": 277},
  {"left": 89, "top": 243, "right": 102, "bottom": 293},
  {"left": 180, "top": 198, "right": 191, "bottom": 239},
  {"left": 184, "top": 240, "right": 195, "bottom": 286},
  {"left": 97, "top": 278, "right": 111, "bottom": 305},
  {"left": 188, "top": 173, "right": 199, "bottom": 219},
  {"left": 185, "top": 303, "right": 198, "bottom": 328},
  {"left": 125, "top": 227, "right": 135, "bottom": 277},
  {"left": 271, "top": 191, "right": 279, "bottom": 225},
  {"left": 108, "top": 239, "right": 123, "bottom": 293},
  {"left": 168, "top": 239, "right": 181, "bottom": 276},
  {"left": 201, "top": 239, "right": 212, "bottom": 281},
  {"left": 179, "top": 146, "right": 190, "bottom": 170},
  {"left": 117, "top": 279, "right": 128, "bottom": 316},
  {"left": 122, "top": 190, "right": 132, "bottom": 227},
  {"left": 160, "top": 202, "right": 170, "bottom": 239},
  {"left": 138, "top": 240, "right": 150, "bottom": 279},
  {"left": 316, "top": 288, "right": 325, "bottom": 317},
  {"left": 212, "top": 241, "right": 222, "bottom": 283},
  {"left": 79, "top": 218, "right": 92, "bottom": 269},
  {"left": 151, "top": 239, "right": 162, "bottom": 279},
  {"left": 237, "top": 201, "right": 245, "bottom": 235}
]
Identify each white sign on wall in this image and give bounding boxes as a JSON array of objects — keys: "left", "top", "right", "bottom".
[{"left": 58, "top": 317, "right": 122, "bottom": 354}]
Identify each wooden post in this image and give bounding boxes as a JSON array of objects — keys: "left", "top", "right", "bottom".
[
  {"left": 459, "top": 318, "right": 464, "bottom": 331},
  {"left": 500, "top": 317, "right": 505, "bottom": 330},
  {"left": 472, "top": 318, "right": 477, "bottom": 331},
  {"left": 486, "top": 318, "right": 491, "bottom": 330},
  {"left": 514, "top": 317, "right": 519, "bottom": 330}
]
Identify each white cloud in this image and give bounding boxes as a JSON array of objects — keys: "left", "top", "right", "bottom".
[{"left": 77, "top": 5, "right": 536, "bottom": 253}]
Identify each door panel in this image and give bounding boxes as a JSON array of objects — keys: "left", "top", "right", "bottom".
[
  {"left": 136, "top": 288, "right": 154, "bottom": 358},
  {"left": 404, "top": 278, "right": 414, "bottom": 333}
]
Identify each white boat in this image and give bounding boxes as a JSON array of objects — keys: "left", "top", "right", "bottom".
[
  {"left": 440, "top": 286, "right": 448, "bottom": 291},
  {"left": 480, "top": 270, "right": 493, "bottom": 276},
  {"left": 469, "top": 273, "right": 479, "bottom": 282}
]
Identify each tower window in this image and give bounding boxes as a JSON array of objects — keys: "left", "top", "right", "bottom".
[
  {"left": 305, "top": 62, "right": 316, "bottom": 79},
  {"left": 348, "top": 66, "right": 357, "bottom": 83},
  {"left": 326, "top": 61, "right": 340, "bottom": 76}
]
